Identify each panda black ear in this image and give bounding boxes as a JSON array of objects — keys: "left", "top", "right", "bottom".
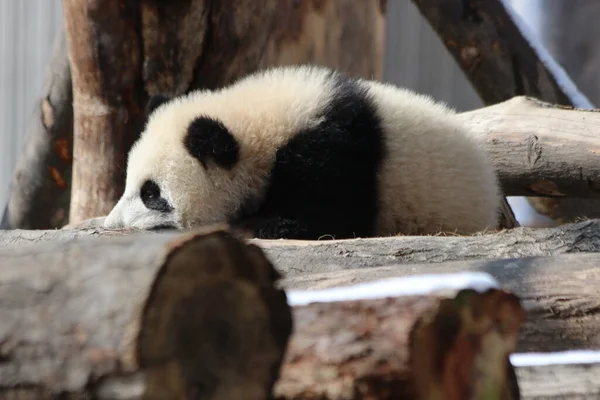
[
  {"left": 184, "top": 116, "right": 240, "bottom": 170},
  {"left": 145, "top": 93, "right": 172, "bottom": 116}
]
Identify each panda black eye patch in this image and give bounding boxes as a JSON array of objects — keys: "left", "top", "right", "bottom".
[{"left": 140, "top": 179, "right": 173, "bottom": 213}]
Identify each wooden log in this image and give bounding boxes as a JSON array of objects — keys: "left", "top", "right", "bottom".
[
  {"left": 458, "top": 96, "right": 600, "bottom": 198},
  {"left": 0, "top": 226, "right": 293, "bottom": 399},
  {"left": 513, "top": 352, "right": 600, "bottom": 399},
  {"left": 278, "top": 251, "right": 600, "bottom": 354},
  {"left": 276, "top": 278, "right": 524, "bottom": 399},
  {"left": 3, "top": 218, "right": 600, "bottom": 272},
  {"left": 411, "top": 0, "right": 600, "bottom": 224},
  {"left": 0, "top": 29, "right": 73, "bottom": 230},
  {"left": 3, "top": 221, "right": 600, "bottom": 355},
  {"left": 0, "top": 225, "right": 524, "bottom": 399}
]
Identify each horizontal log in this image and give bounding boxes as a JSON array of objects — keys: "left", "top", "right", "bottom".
[
  {"left": 276, "top": 279, "right": 524, "bottom": 399},
  {"left": 459, "top": 96, "right": 600, "bottom": 198},
  {"left": 0, "top": 226, "right": 527, "bottom": 399},
  {"left": 6, "top": 218, "right": 600, "bottom": 266},
  {"left": 512, "top": 351, "right": 600, "bottom": 399},
  {"left": 2, "top": 221, "right": 600, "bottom": 354},
  {"left": 0, "top": 226, "right": 292, "bottom": 399},
  {"left": 281, "top": 251, "right": 600, "bottom": 353}
]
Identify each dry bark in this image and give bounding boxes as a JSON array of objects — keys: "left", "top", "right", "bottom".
[
  {"left": 0, "top": 30, "right": 73, "bottom": 230},
  {"left": 3, "top": 220, "right": 600, "bottom": 355},
  {"left": 458, "top": 96, "right": 600, "bottom": 198},
  {"left": 0, "top": 225, "right": 525, "bottom": 398},
  {"left": 63, "top": 0, "right": 145, "bottom": 224},
  {"left": 411, "top": 0, "right": 600, "bottom": 224},
  {"left": 275, "top": 288, "right": 524, "bottom": 400},
  {"left": 0, "top": 226, "right": 292, "bottom": 399},
  {"left": 516, "top": 362, "right": 600, "bottom": 399}
]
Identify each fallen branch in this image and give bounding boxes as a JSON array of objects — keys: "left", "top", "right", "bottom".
[
  {"left": 0, "top": 226, "right": 292, "bottom": 399},
  {"left": 3, "top": 221, "right": 600, "bottom": 355}
]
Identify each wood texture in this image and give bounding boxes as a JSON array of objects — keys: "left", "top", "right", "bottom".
[
  {"left": 275, "top": 289, "right": 524, "bottom": 400},
  {"left": 0, "top": 226, "right": 292, "bottom": 399},
  {"left": 516, "top": 362, "right": 600, "bottom": 399},
  {"left": 459, "top": 96, "right": 600, "bottom": 198},
  {"left": 63, "top": 0, "right": 144, "bottom": 224},
  {"left": 1, "top": 30, "right": 73, "bottom": 230},
  {"left": 0, "top": 225, "right": 526, "bottom": 399},
  {"left": 411, "top": 0, "right": 600, "bottom": 224},
  {"left": 277, "top": 251, "right": 600, "bottom": 354},
  {"left": 3, "top": 220, "right": 600, "bottom": 354}
]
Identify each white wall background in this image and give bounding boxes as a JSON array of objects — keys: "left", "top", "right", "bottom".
[{"left": 0, "top": 0, "right": 544, "bottom": 226}]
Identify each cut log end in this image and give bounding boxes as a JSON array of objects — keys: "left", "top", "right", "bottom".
[
  {"left": 0, "top": 226, "right": 293, "bottom": 400},
  {"left": 410, "top": 288, "right": 525, "bottom": 400},
  {"left": 137, "top": 229, "right": 293, "bottom": 400}
]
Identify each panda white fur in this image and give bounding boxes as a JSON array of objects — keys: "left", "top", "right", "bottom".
[{"left": 103, "top": 64, "right": 502, "bottom": 239}]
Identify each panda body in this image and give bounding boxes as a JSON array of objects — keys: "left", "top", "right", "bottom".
[{"left": 103, "top": 65, "right": 502, "bottom": 239}]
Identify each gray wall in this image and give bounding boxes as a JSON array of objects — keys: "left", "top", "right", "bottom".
[{"left": 0, "top": 0, "right": 63, "bottom": 208}]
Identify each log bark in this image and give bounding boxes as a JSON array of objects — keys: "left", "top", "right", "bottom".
[
  {"left": 0, "top": 30, "right": 73, "bottom": 230},
  {"left": 3, "top": 220, "right": 600, "bottom": 355},
  {"left": 4, "top": 218, "right": 600, "bottom": 273},
  {"left": 411, "top": 0, "right": 600, "bottom": 224},
  {"left": 277, "top": 251, "right": 600, "bottom": 354},
  {"left": 0, "top": 226, "right": 293, "bottom": 399},
  {"left": 516, "top": 361, "right": 600, "bottom": 399},
  {"left": 458, "top": 96, "right": 600, "bottom": 198},
  {"left": 275, "top": 287, "right": 524, "bottom": 399},
  {"left": 0, "top": 226, "right": 525, "bottom": 398},
  {"left": 63, "top": 0, "right": 145, "bottom": 224}
]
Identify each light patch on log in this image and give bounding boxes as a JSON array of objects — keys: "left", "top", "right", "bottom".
[
  {"left": 287, "top": 271, "right": 498, "bottom": 306},
  {"left": 512, "top": 350, "right": 600, "bottom": 367}
]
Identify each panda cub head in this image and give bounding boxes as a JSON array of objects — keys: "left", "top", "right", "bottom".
[{"left": 104, "top": 93, "right": 251, "bottom": 231}]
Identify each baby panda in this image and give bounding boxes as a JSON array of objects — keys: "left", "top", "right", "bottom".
[{"left": 103, "top": 64, "right": 502, "bottom": 240}]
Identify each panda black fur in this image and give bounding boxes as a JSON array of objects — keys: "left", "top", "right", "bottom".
[{"left": 103, "top": 64, "right": 502, "bottom": 239}]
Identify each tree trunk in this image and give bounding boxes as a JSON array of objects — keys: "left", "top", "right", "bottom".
[
  {"left": 411, "top": 0, "right": 600, "bottom": 224},
  {"left": 63, "top": 0, "right": 144, "bottom": 223},
  {"left": 0, "top": 29, "right": 73, "bottom": 230},
  {"left": 0, "top": 226, "right": 293, "bottom": 399}
]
